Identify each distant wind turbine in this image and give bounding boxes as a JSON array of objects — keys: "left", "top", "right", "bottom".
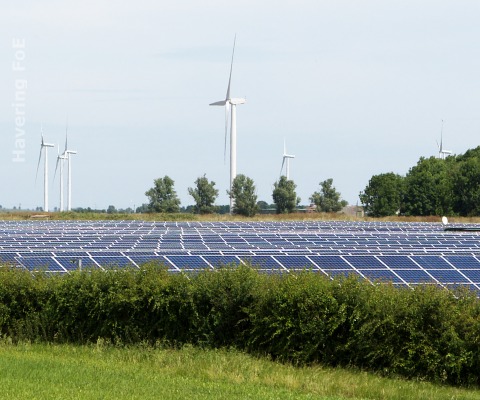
[
  {"left": 210, "top": 35, "right": 246, "bottom": 212},
  {"left": 437, "top": 120, "right": 452, "bottom": 160},
  {"left": 53, "top": 144, "right": 66, "bottom": 212},
  {"left": 63, "top": 123, "right": 77, "bottom": 211},
  {"left": 280, "top": 140, "right": 295, "bottom": 180},
  {"left": 36, "top": 127, "right": 55, "bottom": 212}
]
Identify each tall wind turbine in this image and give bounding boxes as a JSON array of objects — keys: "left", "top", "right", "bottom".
[
  {"left": 36, "top": 127, "right": 55, "bottom": 212},
  {"left": 437, "top": 120, "right": 452, "bottom": 160},
  {"left": 210, "top": 35, "right": 246, "bottom": 212},
  {"left": 63, "top": 124, "right": 77, "bottom": 211},
  {"left": 280, "top": 140, "right": 295, "bottom": 180},
  {"left": 53, "top": 145, "right": 66, "bottom": 211}
]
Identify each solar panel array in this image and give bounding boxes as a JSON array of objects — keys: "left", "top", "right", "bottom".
[{"left": 1, "top": 220, "right": 480, "bottom": 293}]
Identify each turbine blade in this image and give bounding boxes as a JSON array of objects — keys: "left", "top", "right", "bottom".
[
  {"left": 225, "top": 34, "right": 236, "bottom": 100},
  {"left": 439, "top": 119, "right": 444, "bottom": 152},
  {"left": 53, "top": 146, "right": 60, "bottom": 182},
  {"left": 280, "top": 157, "right": 285, "bottom": 177},
  {"left": 64, "top": 126, "right": 68, "bottom": 152},
  {"left": 53, "top": 157, "right": 60, "bottom": 182},
  {"left": 210, "top": 100, "right": 227, "bottom": 106},
  {"left": 35, "top": 147, "right": 42, "bottom": 183}
]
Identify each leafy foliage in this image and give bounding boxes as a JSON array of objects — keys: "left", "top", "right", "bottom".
[
  {"left": 359, "top": 173, "right": 404, "bottom": 217},
  {"left": 188, "top": 175, "right": 219, "bottom": 214},
  {"left": 451, "top": 156, "right": 480, "bottom": 216},
  {"left": 272, "top": 176, "right": 300, "bottom": 214},
  {"left": 402, "top": 157, "right": 454, "bottom": 216},
  {"left": 227, "top": 174, "right": 258, "bottom": 217},
  {"left": 1, "top": 265, "right": 480, "bottom": 386},
  {"left": 145, "top": 176, "right": 181, "bottom": 213},
  {"left": 361, "top": 146, "right": 480, "bottom": 216},
  {"left": 310, "top": 178, "right": 348, "bottom": 212}
]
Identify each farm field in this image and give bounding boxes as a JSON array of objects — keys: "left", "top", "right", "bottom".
[{"left": 0, "top": 342, "right": 478, "bottom": 400}]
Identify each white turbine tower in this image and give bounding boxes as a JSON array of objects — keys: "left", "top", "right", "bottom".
[
  {"left": 210, "top": 35, "right": 246, "bottom": 212},
  {"left": 35, "top": 127, "right": 55, "bottom": 212},
  {"left": 53, "top": 145, "right": 66, "bottom": 211},
  {"left": 437, "top": 120, "right": 452, "bottom": 160},
  {"left": 280, "top": 140, "right": 295, "bottom": 180},
  {"left": 63, "top": 125, "right": 77, "bottom": 211}
]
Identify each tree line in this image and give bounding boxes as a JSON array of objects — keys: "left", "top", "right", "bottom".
[
  {"left": 360, "top": 146, "right": 480, "bottom": 217},
  {"left": 143, "top": 174, "right": 348, "bottom": 217}
]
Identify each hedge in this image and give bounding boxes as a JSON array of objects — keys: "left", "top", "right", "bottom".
[{"left": 0, "top": 263, "right": 479, "bottom": 387}]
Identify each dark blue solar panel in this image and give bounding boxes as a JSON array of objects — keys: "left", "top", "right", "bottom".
[
  {"left": 378, "top": 255, "right": 420, "bottom": 269},
  {"left": 309, "top": 256, "right": 352, "bottom": 270},
  {"left": 56, "top": 256, "right": 99, "bottom": 270},
  {"left": 128, "top": 255, "right": 172, "bottom": 268},
  {"left": 427, "top": 270, "right": 470, "bottom": 284},
  {"left": 1, "top": 220, "right": 479, "bottom": 293},
  {"left": 444, "top": 256, "right": 480, "bottom": 269},
  {"left": 92, "top": 256, "right": 135, "bottom": 268},
  {"left": 411, "top": 256, "right": 452, "bottom": 269},
  {"left": 323, "top": 269, "right": 356, "bottom": 278},
  {"left": 360, "top": 269, "right": 403, "bottom": 283},
  {"left": 167, "top": 255, "right": 210, "bottom": 270},
  {"left": 203, "top": 255, "right": 241, "bottom": 267},
  {"left": 0, "top": 252, "right": 19, "bottom": 263},
  {"left": 241, "top": 256, "right": 283, "bottom": 270},
  {"left": 344, "top": 255, "right": 385, "bottom": 269},
  {"left": 461, "top": 270, "right": 480, "bottom": 283},
  {"left": 393, "top": 269, "right": 434, "bottom": 283},
  {"left": 274, "top": 255, "right": 316, "bottom": 270},
  {"left": 19, "top": 256, "right": 65, "bottom": 272}
]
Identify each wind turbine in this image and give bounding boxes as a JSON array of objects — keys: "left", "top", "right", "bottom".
[
  {"left": 35, "top": 127, "right": 55, "bottom": 212},
  {"left": 63, "top": 124, "right": 77, "bottom": 211},
  {"left": 210, "top": 35, "right": 246, "bottom": 212},
  {"left": 437, "top": 120, "right": 452, "bottom": 160},
  {"left": 53, "top": 145, "right": 66, "bottom": 211},
  {"left": 280, "top": 140, "right": 295, "bottom": 180}
]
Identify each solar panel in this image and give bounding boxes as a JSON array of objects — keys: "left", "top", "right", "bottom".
[{"left": 0, "top": 220, "right": 479, "bottom": 292}]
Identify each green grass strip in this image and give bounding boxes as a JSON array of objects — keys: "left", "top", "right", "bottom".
[{"left": 0, "top": 342, "right": 477, "bottom": 400}]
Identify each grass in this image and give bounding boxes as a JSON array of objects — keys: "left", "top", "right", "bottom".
[
  {"left": 2, "top": 210, "right": 480, "bottom": 223},
  {"left": 0, "top": 342, "right": 478, "bottom": 400}
]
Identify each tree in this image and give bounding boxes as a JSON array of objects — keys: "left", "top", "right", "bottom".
[
  {"left": 451, "top": 156, "right": 480, "bottom": 216},
  {"left": 106, "top": 205, "right": 117, "bottom": 214},
  {"left": 227, "top": 174, "right": 258, "bottom": 217},
  {"left": 145, "top": 176, "right": 181, "bottom": 213},
  {"left": 310, "top": 178, "right": 348, "bottom": 212},
  {"left": 402, "top": 157, "right": 454, "bottom": 216},
  {"left": 359, "top": 173, "right": 404, "bottom": 217},
  {"left": 256, "top": 200, "right": 269, "bottom": 210},
  {"left": 188, "top": 174, "right": 219, "bottom": 214},
  {"left": 136, "top": 204, "right": 149, "bottom": 213},
  {"left": 272, "top": 176, "right": 300, "bottom": 214}
]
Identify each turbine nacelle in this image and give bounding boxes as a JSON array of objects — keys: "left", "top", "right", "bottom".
[{"left": 229, "top": 98, "right": 246, "bottom": 105}]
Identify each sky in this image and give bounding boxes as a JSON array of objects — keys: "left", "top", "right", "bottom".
[{"left": 1, "top": 1, "right": 480, "bottom": 211}]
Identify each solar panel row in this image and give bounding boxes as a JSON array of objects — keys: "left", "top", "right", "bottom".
[{"left": 1, "top": 220, "right": 479, "bottom": 293}]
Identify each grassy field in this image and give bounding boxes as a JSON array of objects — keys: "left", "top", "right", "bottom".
[
  {"left": 2, "top": 210, "right": 480, "bottom": 223},
  {"left": 0, "top": 342, "right": 478, "bottom": 400}
]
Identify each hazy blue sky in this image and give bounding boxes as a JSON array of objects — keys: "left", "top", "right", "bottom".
[{"left": 1, "top": 1, "right": 480, "bottom": 210}]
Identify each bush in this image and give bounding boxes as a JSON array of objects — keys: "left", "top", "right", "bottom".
[{"left": 0, "top": 265, "right": 479, "bottom": 387}]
